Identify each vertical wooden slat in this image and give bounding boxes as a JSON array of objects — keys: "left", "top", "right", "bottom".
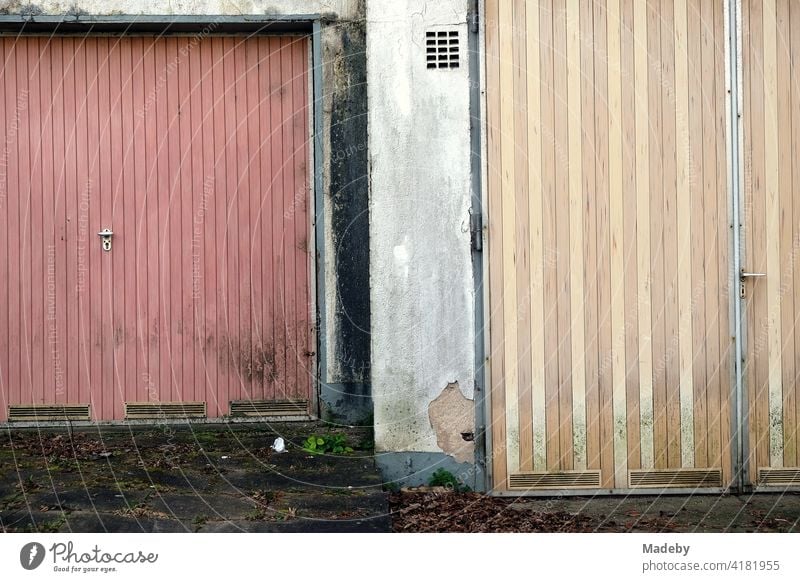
[
  {"left": 790, "top": 0, "right": 800, "bottom": 472},
  {"left": 620, "top": 0, "right": 640, "bottom": 471},
  {"left": 714, "top": 0, "right": 732, "bottom": 484},
  {"left": 499, "top": 0, "right": 520, "bottom": 475},
  {"left": 581, "top": 0, "right": 601, "bottom": 474},
  {"left": 546, "top": 0, "right": 571, "bottom": 471},
  {"left": 486, "top": 0, "right": 508, "bottom": 490},
  {"left": 742, "top": 0, "right": 757, "bottom": 483},
  {"left": 526, "top": 0, "right": 547, "bottom": 473},
  {"left": 762, "top": 0, "right": 783, "bottom": 468},
  {"left": 749, "top": 0, "right": 771, "bottom": 478},
  {"left": 594, "top": 0, "right": 615, "bottom": 488},
  {"left": 674, "top": 0, "right": 695, "bottom": 469},
  {"left": 513, "top": 0, "right": 533, "bottom": 473},
  {"left": 647, "top": 0, "right": 669, "bottom": 470},
  {"left": 552, "top": 0, "right": 574, "bottom": 471},
  {"left": 701, "top": 0, "right": 720, "bottom": 473},
  {"left": 567, "top": 0, "right": 587, "bottom": 471},
  {"left": 606, "top": 0, "right": 628, "bottom": 487},
  {"left": 687, "top": 0, "right": 709, "bottom": 469},
  {"left": 634, "top": 0, "right": 655, "bottom": 470},
  {"left": 540, "top": 0, "right": 561, "bottom": 472},
  {"left": 659, "top": 0, "right": 682, "bottom": 471},
  {"left": 775, "top": 0, "right": 795, "bottom": 468}
]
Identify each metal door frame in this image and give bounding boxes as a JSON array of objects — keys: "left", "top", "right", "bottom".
[{"left": 726, "top": 0, "right": 749, "bottom": 492}]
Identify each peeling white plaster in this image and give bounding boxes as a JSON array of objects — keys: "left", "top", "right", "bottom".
[
  {"left": 368, "top": 0, "right": 475, "bottom": 456},
  {"left": 392, "top": 237, "right": 411, "bottom": 280}
]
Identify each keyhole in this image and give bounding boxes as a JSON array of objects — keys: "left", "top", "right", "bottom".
[{"left": 102, "top": 239, "right": 111, "bottom": 252}]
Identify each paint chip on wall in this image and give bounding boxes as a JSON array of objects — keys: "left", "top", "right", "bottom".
[{"left": 428, "top": 382, "right": 474, "bottom": 464}]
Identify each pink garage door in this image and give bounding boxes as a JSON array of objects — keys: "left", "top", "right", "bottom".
[{"left": 0, "top": 35, "right": 312, "bottom": 421}]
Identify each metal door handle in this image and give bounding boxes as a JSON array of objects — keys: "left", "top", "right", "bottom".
[
  {"left": 739, "top": 269, "right": 765, "bottom": 298},
  {"left": 97, "top": 228, "right": 114, "bottom": 252},
  {"left": 740, "top": 270, "right": 766, "bottom": 280}
]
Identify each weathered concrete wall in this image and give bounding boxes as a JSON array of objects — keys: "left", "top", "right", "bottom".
[
  {"left": 368, "top": 0, "right": 476, "bottom": 486},
  {"left": 319, "top": 12, "right": 371, "bottom": 423},
  {"left": 0, "top": 0, "right": 371, "bottom": 423},
  {"left": 0, "top": 1, "right": 361, "bottom": 18}
]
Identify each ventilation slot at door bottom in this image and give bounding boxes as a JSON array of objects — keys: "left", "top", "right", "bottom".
[
  {"left": 9, "top": 404, "right": 91, "bottom": 422},
  {"left": 758, "top": 468, "right": 800, "bottom": 486},
  {"left": 509, "top": 471, "right": 601, "bottom": 490},
  {"left": 229, "top": 400, "right": 309, "bottom": 417},
  {"left": 124, "top": 402, "right": 206, "bottom": 420},
  {"left": 629, "top": 469, "right": 722, "bottom": 488}
]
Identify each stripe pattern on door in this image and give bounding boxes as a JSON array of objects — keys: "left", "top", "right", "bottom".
[
  {"left": 0, "top": 36, "right": 312, "bottom": 421},
  {"left": 486, "top": 0, "right": 732, "bottom": 491},
  {"left": 741, "top": 0, "right": 800, "bottom": 486}
]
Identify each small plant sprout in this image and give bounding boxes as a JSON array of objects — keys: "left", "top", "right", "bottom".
[{"left": 302, "top": 434, "right": 354, "bottom": 455}]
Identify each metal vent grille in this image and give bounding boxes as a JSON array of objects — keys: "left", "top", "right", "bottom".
[
  {"left": 629, "top": 469, "right": 722, "bottom": 488},
  {"left": 124, "top": 402, "right": 206, "bottom": 419},
  {"left": 758, "top": 468, "right": 800, "bottom": 486},
  {"left": 426, "top": 29, "right": 460, "bottom": 69},
  {"left": 9, "top": 404, "right": 91, "bottom": 421},
  {"left": 509, "top": 471, "right": 601, "bottom": 490},
  {"left": 229, "top": 399, "right": 309, "bottom": 417}
]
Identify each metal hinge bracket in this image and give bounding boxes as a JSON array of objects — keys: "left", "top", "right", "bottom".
[{"left": 470, "top": 209, "right": 483, "bottom": 252}]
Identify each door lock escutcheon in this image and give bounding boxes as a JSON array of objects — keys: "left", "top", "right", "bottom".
[
  {"left": 740, "top": 269, "right": 766, "bottom": 298},
  {"left": 97, "top": 228, "right": 114, "bottom": 252}
]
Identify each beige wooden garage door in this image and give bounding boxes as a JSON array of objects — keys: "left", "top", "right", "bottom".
[
  {"left": 486, "top": 0, "right": 733, "bottom": 491},
  {"left": 741, "top": 0, "right": 800, "bottom": 488}
]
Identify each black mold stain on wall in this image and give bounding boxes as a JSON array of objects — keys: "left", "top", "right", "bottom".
[{"left": 320, "top": 15, "right": 371, "bottom": 423}]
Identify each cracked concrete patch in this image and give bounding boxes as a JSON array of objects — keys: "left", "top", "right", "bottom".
[{"left": 428, "top": 382, "right": 474, "bottom": 464}]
